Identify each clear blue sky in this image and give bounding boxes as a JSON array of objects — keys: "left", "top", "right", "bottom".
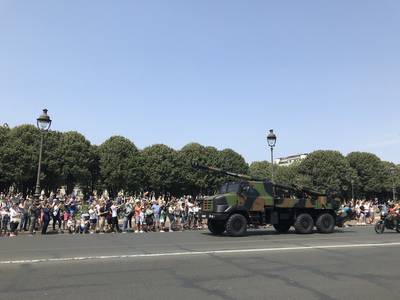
[{"left": 1, "top": 1, "right": 399, "bottom": 163}]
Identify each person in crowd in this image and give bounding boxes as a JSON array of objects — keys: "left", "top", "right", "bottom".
[
  {"left": 9, "top": 201, "right": 21, "bottom": 237},
  {"left": 19, "top": 197, "right": 30, "bottom": 231},
  {"left": 88, "top": 204, "right": 98, "bottom": 233},
  {"left": 29, "top": 199, "right": 42, "bottom": 234},
  {"left": 41, "top": 201, "right": 51, "bottom": 235},
  {"left": 105, "top": 198, "right": 113, "bottom": 232},
  {"left": 110, "top": 201, "right": 122, "bottom": 233},
  {"left": 168, "top": 201, "right": 176, "bottom": 232},
  {"left": 122, "top": 198, "right": 134, "bottom": 232},
  {"left": 79, "top": 212, "right": 90, "bottom": 234},
  {"left": 1, "top": 207, "right": 10, "bottom": 236},
  {"left": 151, "top": 199, "right": 160, "bottom": 232},
  {"left": 145, "top": 203, "right": 154, "bottom": 232},
  {"left": 67, "top": 215, "right": 76, "bottom": 234},
  {"left": 159, "top": 204, "right": 167, "bottom": 232},
  {"left": 97, "top": 200, "right": 107, "bottom": 233},
  {"left": 52, "top": 199, "right": 62, "bottom": 232},
  {"left": 134, "top": 200, "right": 142, "bottom": 233}
]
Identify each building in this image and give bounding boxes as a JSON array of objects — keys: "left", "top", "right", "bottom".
[{"left": 274, "top": 153, "right": 308, "bottom": 166}]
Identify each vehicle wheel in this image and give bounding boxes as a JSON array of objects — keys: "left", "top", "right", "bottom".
[
  {"left": 316, "top": 213, "right": 335, "bottom": 233},
  {"left": 226, "top": 214, "right": 247, "bottom": 237},
  {"left": 374, "top": 221, "right": 385, "bottom": 234},
  {"left": 396, "top": 222, "right": 400, "bottom": 233},
  {"left": 294, "top": 213, "right": 314, "bottom": 234},
  {"left": 273, "top": 222, "right": 291, "bottom": 233},
  {"left": 208, "top": 219, "right": 225, "bottom": 235}
]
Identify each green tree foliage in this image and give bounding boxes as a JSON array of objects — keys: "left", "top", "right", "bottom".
[
  {"left": 381, "top": 161, "right": 399, "bottom": 200},
  {"left": 218, "top": 149, "right": 249, "bottom": 174},
  {"left": 0, "top": 125, "right": 12, "bottom": 190},
  {"left": 0, "top": 123, "right": 398, "bottom": 200},
  {"left": 249, "top": 161, "right": 271, "bottom": 179},
  {"left": 40, "top": 130, "right": 64, "bottom": 191},
  {"left": 3, "top": 125, "right": 41, "bottom": 193},
  {"left": 98, "top": 136, "right": 140, "bottom": 196},
  {"left": 346, "top": 152, "right": 388, "bottom": 199},
  {"left": 275, "top": 164, "right": 300, "bottom": 186},
  {"left": 57, "top": 132, "right": 94, "bottom": 194},
  {"left": 140, "top": 144, "right": 180, "bottom": 196},
  {"left": 298, "top": 150, "right": 355, "bottom": 198},
  {"left": 178, "top": 143, "right": 221, "bottom": 195}
]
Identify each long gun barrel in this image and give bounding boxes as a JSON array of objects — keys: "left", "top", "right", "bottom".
[
  {"left": 192, "top": 163, "right": 257, "bottom": 181},
  {"left": 192, "top": 162, "right": 326, "bottom": 195}
]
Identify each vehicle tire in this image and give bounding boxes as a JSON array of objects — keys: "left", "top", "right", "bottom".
[
  {"left": 294, "top": 213, "right": 314, "bottom": 234},
  {"left": 273, "top": 222, "right": 291, "bottom": 233},
  {"left": 208, "top": 219, "right": 225, "bottom": 235},
  {"left": 226, "top": 214, "right": 247, "bottom": 237},
  {"left": 396, "top": 222, "right": 400, "bottom": 233},
  {"left": 316, "top": 213, "right": 335, "bottom": 233},
  {"left": 374, "top": 221, "right": 385, "bottom": 234}
]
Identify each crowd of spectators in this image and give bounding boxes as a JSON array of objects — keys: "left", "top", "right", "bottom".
[
  {"left": 337, "top": 199, "right": 400, "bottom": 226},
  {"left": 2, "top": 190, "right": 399, "bottom": 237},
  {"left": 0, "top": 191, "right": 203, "bottom": 237}
]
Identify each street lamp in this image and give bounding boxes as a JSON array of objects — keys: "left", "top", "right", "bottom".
[
  {"left": 351, "top": 179, "right": 355, "bottom": 202},
  {"left": 267, "top": 129, "right": 277, "bottom": 181},
  {"left": 390, "top": 167, "right": 396, "bottom": 201},
  {"left": 34, "top": 109, "right": 52, "bottom": 198}
]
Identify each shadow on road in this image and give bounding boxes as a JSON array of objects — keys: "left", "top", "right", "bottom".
[{"left": 201, "top": 228, "right": 356, "bottom": 238}]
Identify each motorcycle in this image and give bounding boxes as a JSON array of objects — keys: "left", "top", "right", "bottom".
[{"left": 374, "top": 210, "right": 400, "bottom": 234}]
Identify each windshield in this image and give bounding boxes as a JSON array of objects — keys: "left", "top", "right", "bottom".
[{"left": 219, "top": 182, "right": 241, "bottom": 194}]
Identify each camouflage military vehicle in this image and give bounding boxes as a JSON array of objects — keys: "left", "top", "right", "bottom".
[{"left": 194, "top": 164, "right": 341, "bottom": 236}]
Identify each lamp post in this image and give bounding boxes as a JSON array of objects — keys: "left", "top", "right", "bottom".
[
  {"left": 390, "top": 167, "right": 396, "bottom": 201},
  {"left": 34, "top": 109, "right": 52, "bottom": 199},
  {"left": 267, "top": 129, "right": 277, "bottom": 181},
  {"left": 351, "top": 179, "right": 355, "bottom": 202}
]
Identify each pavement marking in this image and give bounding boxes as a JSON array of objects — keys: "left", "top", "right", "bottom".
[{"left": 2, "top": 242, "right": 400, "bottom": 265}]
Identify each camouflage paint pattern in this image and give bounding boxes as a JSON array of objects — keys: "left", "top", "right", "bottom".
[{"left": 195, "top": 164, "right": 340, "bottom": 213}]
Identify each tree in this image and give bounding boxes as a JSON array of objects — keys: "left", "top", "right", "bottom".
[
  {"left": 178, "top": 143, "right": 221, "bottom": 195},
  {"left": 40, "top": 130, "right": 64, "bottom": 192},
  {"left": 218, "top": 148, "right": 248, "bottom": 174},
  {"left": 346, "top": 152, "right": 389, "bottom": 199},
  {"left": 56, "top": 131, "right": 94, "bottom": 194},
  {"left": 98, "top": 136, "right": 140, "bottom": 196},
  {"left": 249, "top": 161, "right": 272, "bottom": 179},
  {"left": 3, "top": 125, "right": 41, "bottom": 193},
  {"left": 298, "top": 150, "right": 355, "bottom": 198},
  {"left": 140, "top": 144, "right": 180, "bottom": 196},
  {"left": 381, "top": 161, "right": 399, "bottom": 200},
  {"left": 0, "top": 125, "right": 12, "bottom": 191},
  {"left": 275, "top": 163, "right": 300, "bottom": 186}
]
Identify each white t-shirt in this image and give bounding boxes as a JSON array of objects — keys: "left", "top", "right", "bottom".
[
  {"left": 89, "top": 208, "right": 97, "bottom": 220},
  {"left": 111, "top": 205, "right": 118, "bottom": 218},
  {"left": 10, "top": 207, "right": 21, "bottom": 222}
]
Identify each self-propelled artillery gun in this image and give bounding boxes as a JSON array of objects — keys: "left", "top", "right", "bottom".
[{"left": 193, "top": 163, "right": 340, "bottom": 236}]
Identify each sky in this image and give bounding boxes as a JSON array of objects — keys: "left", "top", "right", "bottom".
[{"left": 0, "top": 1, "right": 399, "bottom": 164}]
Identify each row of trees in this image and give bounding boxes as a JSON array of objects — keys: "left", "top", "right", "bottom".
[
  {"left": 249, "top": 151, "right": 399, "bottom": 200},
  {"left": 0, "top": 125, "right": 399, "bottom": 200}
]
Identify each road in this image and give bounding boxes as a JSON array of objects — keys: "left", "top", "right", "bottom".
[{"left": 1, "top": 227, "right": 400, "bottom": 300}]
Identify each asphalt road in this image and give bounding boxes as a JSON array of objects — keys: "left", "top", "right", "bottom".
[{"left": 1, "top": 227, "right": 400, "bottom": 300}]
